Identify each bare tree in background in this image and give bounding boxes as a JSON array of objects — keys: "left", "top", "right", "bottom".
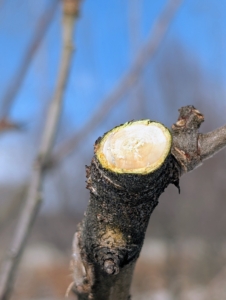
[
  {"left": 0, "top": 0, "right": 59, "bottom": 120},
  {"left": 0, "top": 0, "right": 225, "bottom": 299},
  {"left": 0, "top": 1, "right": 81, "bottom": 298},
  {"left": 0, "top": 0, "right": 185, "bottom": 298},
  {"left": 50, "top": 0, "right": 183, "bottom": 166}
]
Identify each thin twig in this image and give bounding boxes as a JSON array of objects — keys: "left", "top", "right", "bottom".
[
  {"left": 171, "top": 106, "right": 226, "bottom": 173},
  {"left": 0, "top": 0, "right": 59, "bottom": 119},
  {"left": 199, "top": 125, "right": 226, "bottom": 161},
  {"left": 51, "top": 0, "right": 183, "bottom": 166},
  {"left": 0, "top": 1, "right": 81, "bottom": 298}
]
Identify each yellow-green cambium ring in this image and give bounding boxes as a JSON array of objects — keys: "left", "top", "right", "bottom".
[{"left": 96, "top": 120, "right": 172, "bottom": 174}]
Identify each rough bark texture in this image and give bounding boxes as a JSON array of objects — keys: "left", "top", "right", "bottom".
[
  {"left": 171, "top": 105, "right": 204, "bottom": 172},
  {"left": 68, "top": 105, "right": 226, "bottom": 300},
  {"left": 84, "top": 153, "right": 180, "bottom": 267},
  {"left": 70, "top": 154, "right": 180, "bottom": 300}
]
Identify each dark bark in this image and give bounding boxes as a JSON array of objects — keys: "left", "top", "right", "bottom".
[
  {"left": 69, "top": 105, "right": 226, "bottom": 300},
  {"left": 84, "top": 153, "right": 180, "bottom": 266},
  {"left": 71, "top": 154, "right": 180, "bottom": 300}
]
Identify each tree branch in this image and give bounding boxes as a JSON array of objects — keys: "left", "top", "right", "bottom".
[
  {"left": 0, "top": 1, "right": 81, "bottom": 298},
  {"left": 0, "top": 0, "right": 59, "bottom": 119},
  {"left": 68, "top": 105, "right": 226, "bottom": 299},
  {"left": 0, "top": 185, "right": 27, "bottom": 234},
  {"left": 171, "top": 105, "right": 226, "bottom": 173},
  {"left": 199, "top": 125, "right": 226, "bottom": 161},
  {"left": 50, "top": 0, "right": 183, "bottom": 167}
]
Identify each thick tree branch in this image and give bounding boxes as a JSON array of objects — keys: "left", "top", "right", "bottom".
[
  {"left": 0, "top": 2, "right": 81, "bottom": 299},
  {"left": 50, "top": 0, "right": 183, "bottom": 167},
  {"left": 68, "top": 105, "right": 226, "bottom": 299}
]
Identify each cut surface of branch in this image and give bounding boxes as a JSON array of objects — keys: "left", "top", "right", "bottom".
[{"left": 96, "top": 120, "right": 171, "bottom": 174}]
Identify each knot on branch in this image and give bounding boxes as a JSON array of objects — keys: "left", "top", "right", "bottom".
[
  {"left": 94, "top": 247, "right": 121, "bottom": 275},
  {"left": 171, "top": 105, "right": 204, "bottom": 172},
  {"left": 172, "top": 105, "right": 204, "bottom": 131},
  {"left": 104, "top": 258, "right": 119, "bottom": 275}
]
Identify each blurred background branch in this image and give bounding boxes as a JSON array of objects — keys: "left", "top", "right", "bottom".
[
  {"left": 0, "top": 185, "right": 27, "bottom": 234},
  {"left": 50, "top": 0, "right": 183, "bottom": 167},
  {"left": 0, "top": 1, "right": 81, "bottom": 298},
  {"left": 0, "top": 0, "right": 59, "bottom": 120}
]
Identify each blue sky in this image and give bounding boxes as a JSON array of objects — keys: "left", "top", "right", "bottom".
[{"left": 0, "top": 0, "right": 225, "bottom": 123}]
